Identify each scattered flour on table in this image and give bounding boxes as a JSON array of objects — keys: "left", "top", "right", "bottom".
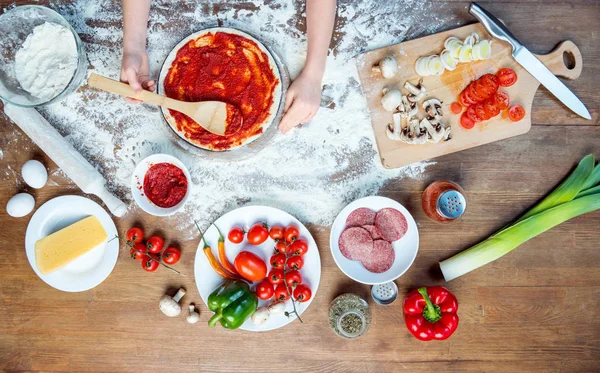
[
  {"left": 16, "top": 0, "right": 458, "bottom": 238},
  {"left": 15, "top": 22, "right": 78, "bottom": 101}
]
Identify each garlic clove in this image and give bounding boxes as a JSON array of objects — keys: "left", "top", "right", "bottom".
[{"left": 251, "top": 306, "right": 270, "bottom": 325}]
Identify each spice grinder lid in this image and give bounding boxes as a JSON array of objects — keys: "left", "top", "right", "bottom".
[
  {"left": 371, "top": 281, "right": 398, "bottom": 306},
  {"left": 436, "top": 189, "right": 466, "bottom": 219}
]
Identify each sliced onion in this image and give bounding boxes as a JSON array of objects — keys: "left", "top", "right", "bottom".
[
  {"left": 440, "top": 50, "right": 457, "bottom": 71},
  {"left": 427, "top": 55, "right": 445, "bottom": 75},
  {"left": 478, "top": 40, "right": 492, "bottom": 60},
  {"left": 415, "top": 56, "right": 431, "bottom": 76},
  {"left": 457, "top": 45, "right": 473, "bottom": 62}
]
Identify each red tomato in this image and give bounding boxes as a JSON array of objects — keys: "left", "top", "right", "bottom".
[
  {"left": 227, "top": 227, "right": 245, "bottom": 244},
  {"left": 275, "top": 241, "right": 287, "bottom": 254},
  {"left": 287, "top": 239, "right": 309, "bottom": 256},
  {"left": 475, "top": 103, "right": 488, "bottom": 121},
  {"left": 256, "top": 280, "right": 274, "bottom": 300},
  {"left": 269, "top": 226, "right": 284, "bottom": 241},
  {"left": 483, "top": 100, "right": 499, "bottom": 119},
  {"left": 234, "top": 251, "right": 267, "bottom": 281},
  {"left": 285, "top": 270, "right": 302, "bottom": 288},
  {"left": 274, "top": 283, "right": 290, "bottom": 301},
  {"left": 126, "top": 227, "right": 144, "bottom": 244},
  {"left": 508, "top": 104, "right": 526, "bottom": 122},
  {"left": 284, "top": 225, "right": 300, "bottom": 243},
  {"left": 460, "top": 113, "right": 475, "bottom": 129},
  {"left": 475, "top": 79, "right": 493, "bottom": 100},
  {"left": 247, "top": 223, "right": 269, "bottom": 245},
  {"left": 287, "top": 255, "right": 304, "bottom": 270},
  {"left": 270, "top": 253, "right": 286, "bottom": 269},
  {"left": 482, "top": 73, "right": 499, "bottom": 93},
  {"left": 293, "top": 284, "right": 312, "bottom": 303},
  {"left": 268, "top": 269, "right": 284, "bottom": 285},
  {"left": 459, "top": 92, "right": 471, "bottom": 107},
  {"left": 162, "top": 247, "right": 181, "bottom": 265},
  {"left": 466, "top": 106, "right": 480, "bottom": 123},
  {"left": 130, "top": 242, "right": 146, "bottom": 260},
  {"left": 141, "top": 254, "right": 160, "bottom": 272},
  {"left": 450, "top": 102, "right": 462, "bottom": 114},
  {"left": 497, "top": 68, "right": 517, "bottom": 87},
  {"left": 146, "top": 236, "right": 164, "bottom": 254},
  {"left": 468, "top": 81, "right": 486, "bottom": 102},
  {"left": 493, "top": 91, "right": 510, "bottom": 110}
]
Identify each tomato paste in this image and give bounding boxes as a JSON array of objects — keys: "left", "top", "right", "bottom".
[
  {"left": 143, "top": 163, "right": 188, "bottom": 208},
  {"left": 164, "top": 31, "right": 279, "bottom": 150}
]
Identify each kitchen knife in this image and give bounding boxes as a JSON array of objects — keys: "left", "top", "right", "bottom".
[{"left": 469, "top": 2, "right": 591, "bottom": 120}]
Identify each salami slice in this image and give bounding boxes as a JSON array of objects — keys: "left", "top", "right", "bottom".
[
  {"left": 362, "top": 240, "right": 395, "bottom": 273},
  {"left": 345, "top": 208, "right": 376, "bottom": 227},
  {"left": 375, "top": 208, "right": 408, "bottom": 242},
  {"left": 338, "top": 227, "right": 373, "bottom": 261},
  {"left": 362, "top": 224, "right": 383, "bottom": 240}
]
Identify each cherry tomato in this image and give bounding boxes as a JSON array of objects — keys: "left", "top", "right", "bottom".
[
  {"left": 146, "top": 235, "right": 164, "bottom": 254},
  {"left": 269, "top": 226, "right": 284, "bottom": 241},
  {"left": 288, "top": 239, "right": 308, "bottom": 256},
  {"left": 227, "top": 227, "right": 245, "bottom": 244},
  {"left": 497, "top": 68, "right": 517, "bottom": 87},
  {"left": 247, "top": 223, "right": 269, "bottom": 245},
  {"left": 274, "top": 283, "right": 290, "bottom": 301},
  {"left": 275, "top": 241, "right": 287, "bottom": 254},
  {"left": 234, "top": 251, "right": 267, "bottom": 281},
  {"left": 508, "top": 104, "right": 526, "bottom": 122},
  {"left": 268, "top": 269, "right": 284, "bottom": 285},
  {"left": 287, "top": 255, "right": 304, "bottom": 270},
  {"left": 126, "top": 227, "right": 144, "bottom": 244},
  {"left": 283, "top": 225, "right": 300, "bottom": 243},
  {"left": 450, "top": 102, "right": 462, "bottom": 114},
  {"left": 293, "top": 284, "right": 312, "bottom": 303},
  {"left": 256, "top": 280, "right": 274, "bottom": 300},
  {"left": 270, "top": 253, "right": 286, "bottom": 269},
  {"left": 285, "top": 270, "right": 302, "bottom": 288},
  {"left": 460, "top": 113, "right": 475, "bottom": 129},
  {"left": 493, "top": 91, "right": 510, "bottom": 110},
  {"left": 162, "top": 247, "right": 181, "bottom": 265},
  {"left": 141, "top": 254, "right": 160, "bottom": 272},
  {"left": 130, "top": 242, "right": 146, "bottom": 260}
]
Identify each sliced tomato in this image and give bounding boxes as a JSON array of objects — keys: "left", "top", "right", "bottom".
[
  {"left": 460, "top": 113, "right": 475, "bottom": 129},
  {"left": 460, "top": 90, "right": 477, "bottom": 106},
  {"left": 484, "top": 100, "right": 499, "bottom": 119},
  {"left": 467, "top": 83, "right": 485, "bottom": 102},
  {"left": 482, "top": 73, "right": 499, "bottom": 92},
  {"left": 450, "top": 102, "right": 463, "bottom": 114},
  {"left": 476, "top": 79, "right": 495, "bottom": 100},
  {"left": 466, "top": 106, "right": 481, "bottom": 123},
  {"left": 493, "top": 91, "right": 510, "bottom": 110},
  {"left": 508, "top": 104, "right": 526, "bottom": 122},
  {"left": 497, "top": 68, "right": 517, "bottom": 87},
  {"left": 475, "top": 103, "right": 488, "bottom": 121}
]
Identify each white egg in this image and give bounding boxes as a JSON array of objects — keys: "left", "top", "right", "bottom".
[
  {"left": 6, "top": 193, "right": 35, "bottom": 218},
  {"left": 21, "top": 160, "right": 48, "bottom": 189}
]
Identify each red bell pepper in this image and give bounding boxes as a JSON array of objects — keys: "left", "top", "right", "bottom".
[{"left": 403, "top": 286, "right": 459, "bottom": 341}]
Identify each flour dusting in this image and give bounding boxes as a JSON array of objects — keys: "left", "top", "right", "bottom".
[{"left": 17, "top": 0, "right": 459, "bottom": 237}]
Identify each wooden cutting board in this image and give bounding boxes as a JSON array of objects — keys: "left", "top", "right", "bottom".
[{"left": 356, "top": 23, "right": 583, "bottom": 169}]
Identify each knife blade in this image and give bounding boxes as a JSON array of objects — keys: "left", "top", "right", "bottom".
[{"left": 469, "top": 2, "right": 591, "bottom": 120}]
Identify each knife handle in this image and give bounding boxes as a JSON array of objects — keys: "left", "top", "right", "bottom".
[{"left": 469, "top": 2, "right": 522, "bottom": 52}]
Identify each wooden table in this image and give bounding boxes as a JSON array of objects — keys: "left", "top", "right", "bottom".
[{"left": 1, "top": 1, "right": 599, "bottom": 372}]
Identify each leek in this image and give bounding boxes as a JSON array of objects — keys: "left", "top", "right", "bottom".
[{"left": 577, "top": 185, "right": 600, "bottom": 199}]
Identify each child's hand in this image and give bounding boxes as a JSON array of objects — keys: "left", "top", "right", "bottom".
[
  {"left": 120, "top": 49, "right": 155, "bottom": 104},
  {"left": 279, "top": 71, "right": 322, "bottom": 134}
]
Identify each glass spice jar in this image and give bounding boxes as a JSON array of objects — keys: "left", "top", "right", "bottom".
[
  {"left": 329, "top": 293, "right": 371, "bottom": 339},
  {"left": 422, "top": 180, "right": 467, "bottom": 223}
]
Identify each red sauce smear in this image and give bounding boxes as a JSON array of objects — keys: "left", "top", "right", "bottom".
[
  {"left": 164, "top": 32, "right": 279, "bottom": 150},
  {"left": 143, "top": 163, "right": 188, "bottom": 208}
]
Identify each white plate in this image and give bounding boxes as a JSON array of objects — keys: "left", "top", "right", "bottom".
[
  {"left": 25, "top": 195, "right": 119, "bottom": 292},
  {"left": 131, "top": 154, "right": 192, "bottom": 216},
  {"left": 329, "top": 196, "right": 419, "bottom": 285},
  {"left": 194, "top": 205, "right": 321, "bottom": 331}
]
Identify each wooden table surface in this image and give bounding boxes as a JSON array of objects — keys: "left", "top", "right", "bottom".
[{"left": 1, "top": 1, "right": 599, "bottom": 372}]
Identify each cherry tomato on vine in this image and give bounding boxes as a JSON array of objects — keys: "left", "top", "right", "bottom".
[
  {"left": 130, "top": 242, "right": 146, "bottom": 260},
  {"left": 508, "top": 104, "right": 526, "bottom": 122},
  {"left": 284, "top": 225, "right": 299, "bottom": 243},
  {"left": 293, "top": 284, "right": 312, "bottom": 303},
  {"left": 288, "top": 239, "right": 308, "bottom": 256},
  {"left": 285, "top": 270, "right": 302, "bottom": 288},
  {"left": 497, "top": 68, "right": 517, "bottom": 87},
  {"left": 247, "top": 223, "right": 269, "bottom": 245},
  {"left": 275, "top": 241, "right": 287, "bottom": 254},
  {"left": 146, "top": 235, "right": 164, "bottom": 254},
  {"left": 141, "top": 254, "right": 160, "bottom": 272},
  {"left": 268, "top": 269, "right": 284, "bottom": 285},
  {"left": 256, "top": 280, "right": 274, "bottom": 300},
  {"left": 270, "top": 253, "right": 286, "bottom": 269},
  {"left": 274, "top": 283, "right": 290, "bottom": 301},
  {"left": 162, "top": 247, "right": 181, "bottom": 265},
  {"left": 227, "top": 227, "right": 245, "bottom": 244},
  {"left": 287, "top": 255, "right": 304, "bottom": 270},
  {"left": 269, "top": 226, "right": 284, "bottom": 241},
  {"left": 126, "top": 227, "right": 144, "bottom": 244}
]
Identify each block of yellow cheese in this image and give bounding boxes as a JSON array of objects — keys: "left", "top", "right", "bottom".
[{"left": 35, "top": 215, "right": 108, "bottom": 274}]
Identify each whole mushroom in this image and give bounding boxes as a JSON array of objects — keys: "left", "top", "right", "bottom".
[
  {"left": 159, "top": 288, "right": 186, "bottom": 317},
  {"left": 372, "top": 54, "right": 398, "bottom": 79},
  {"left": 186, "top": 304, "right": 200, "bottom": 324}
]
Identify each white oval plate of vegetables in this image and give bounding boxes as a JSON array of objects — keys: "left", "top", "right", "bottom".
[{"left": 194, "top": 205, "right": 321, "bottom": 331}]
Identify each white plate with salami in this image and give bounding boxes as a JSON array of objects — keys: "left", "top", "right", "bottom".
[{"left": 329, "top": 196, "right": 419, "bottom": 285}]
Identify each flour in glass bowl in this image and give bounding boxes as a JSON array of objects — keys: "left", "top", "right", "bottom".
[{"left": 15, "top": 22, "right": 78, "bottom": 101}]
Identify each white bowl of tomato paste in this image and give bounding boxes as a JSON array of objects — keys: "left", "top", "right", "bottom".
[{"left": 131, "top": 154, "right": 191, "bottom": 216}]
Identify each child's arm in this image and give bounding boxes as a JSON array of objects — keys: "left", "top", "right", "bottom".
[
  {"left": 121, "top": 0, "right": 154, "bottom": 103},
  {"left": 279, "top": 0, "right": 336, "bottom": 134}
]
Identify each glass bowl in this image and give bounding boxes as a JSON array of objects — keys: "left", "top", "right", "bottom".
[{"left": 0, "top": 5, "right": 87, "bottom": 107}]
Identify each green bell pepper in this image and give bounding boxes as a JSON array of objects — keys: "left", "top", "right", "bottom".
[{"left": 208, "top": 279, "right": 258, "bottom": 329}]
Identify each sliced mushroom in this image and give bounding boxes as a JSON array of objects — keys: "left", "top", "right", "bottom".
[
  {"left": 386, "top": 112, "right": 404, "bottom": 141},
  {"left": 420, "top": 118, "right": 445, "bottom": 143},
  {"left": 404, "top": 80, "right": 427, "bottom": 103},
  {"left": 423, "top": 98, "right": 443, "bottom": 124},
  {"left": 372, "top": 54, "right": 398, "bottom": 79},
  {"left": 381, "top": 88, "right": 402, "bottom": 112}
]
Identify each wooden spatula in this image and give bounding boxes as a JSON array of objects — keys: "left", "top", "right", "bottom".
[{"left": 88, "top": 73, "right": 242, "bottom": 136}]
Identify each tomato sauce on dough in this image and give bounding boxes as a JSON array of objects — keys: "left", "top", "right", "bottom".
[
  {"left": 143, "top": 163, "right": 188, "bottom": 208},
  {"left": 164, "top": 31, "right": 279, "bottom": 150}
]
